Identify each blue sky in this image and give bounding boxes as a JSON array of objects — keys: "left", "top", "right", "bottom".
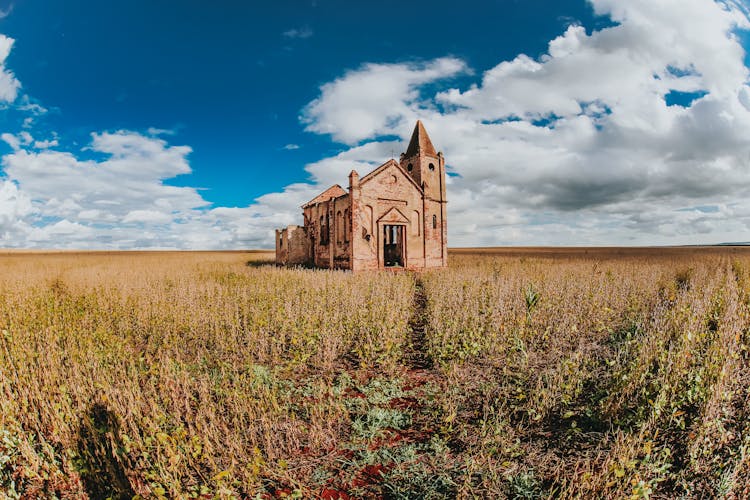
[
  {"left": 1, "top": 0, "right": 750, "bottom": 248},
  {"left": 0, "top": 0, "right": 616, "bottom": 206}
]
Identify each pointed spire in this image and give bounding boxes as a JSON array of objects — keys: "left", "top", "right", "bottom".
[{"left": 404, "top": 120, "right": 437, "bottom": 158}]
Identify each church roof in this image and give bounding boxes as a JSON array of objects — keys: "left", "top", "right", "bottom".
[
  {"left": 403, "top": 120, "right": 437, "bottom": 158},
  {"left": 302, "top": 184, "right": 347, "bottom": 208}
]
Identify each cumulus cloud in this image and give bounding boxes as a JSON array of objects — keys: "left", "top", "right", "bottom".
[
  {"left": 301, "top": 57, "right": 469, "bottom": 144},
  {"left": 4, "top": 132, "right": 200, "bottom": 216},
  {"left": 0, "top": 130, "right": 289, "bottom": 249},
  {"left": 1, "top": 132, "right": 19, "bottom": 150},
  {"left": 3, "top": 0, "right": 750, "bottom": 249},
  {"left": 0, "top": 180, "right": 32, "bottom": 240},
  {"left": 0, "top": 35, "right": 20, "bottom": 103},
  {"left": 33, "top": 138, "right": 58, "bottom": 149},
  {"left": 287, "top": 0, "right": 750, "bottom": 246},
  {"left": 0, "top": 27, "right": 287, "bottom": 249}
]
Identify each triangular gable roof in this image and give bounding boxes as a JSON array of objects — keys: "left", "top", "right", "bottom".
[
  {"left": 377, "top": 206, "right": 410, "bottom": 224},
  {"left": 359, "top": 159, "right": 423, "bottom": 193},
  {"left": 302, "top": 184, "right": 347, "bottom": 208},
  {"left": 404, "top": 120, "right": 437, "bottom": 158}
]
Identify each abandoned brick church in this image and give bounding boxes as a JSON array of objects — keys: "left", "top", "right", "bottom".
[{"left": 275, "top": 120, "right": 447, "bottom": 271}]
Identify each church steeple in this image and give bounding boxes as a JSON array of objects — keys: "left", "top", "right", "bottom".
[
  {"left": 404, "top": 120, "right": 437, "bottom": 158},
  {"left": 398, "top": 119, "right": 447, "bottom": 269},
  {"left": 400, "top": 120, "right": 444, "bottom": 203}
]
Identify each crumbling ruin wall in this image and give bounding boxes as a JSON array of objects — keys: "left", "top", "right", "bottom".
[{"left": 275, "top": 225, "right": 309, "bottom": 266}]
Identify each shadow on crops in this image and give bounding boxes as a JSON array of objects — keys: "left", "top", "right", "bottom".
[
  {"left": 75, "top": 402, "right": 134, "bottom": 500},
  {"left": 245, "top": 259, "right": 277, "bottom": 268}
]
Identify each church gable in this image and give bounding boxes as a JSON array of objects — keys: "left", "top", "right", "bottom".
[
  {"left": 359, "top": 159, "right": 423, "bottom": 195},
  {"left": 377, "top": 206, "right": 410, "bottom": 224}
]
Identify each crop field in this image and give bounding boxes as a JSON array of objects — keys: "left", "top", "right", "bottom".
[{"left": 2, "top": 248, "right": 750, "bottom": 498}]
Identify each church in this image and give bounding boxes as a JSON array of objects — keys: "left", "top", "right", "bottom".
[{"left": 275, "top": 121, "right": 447, "bottom": 271}]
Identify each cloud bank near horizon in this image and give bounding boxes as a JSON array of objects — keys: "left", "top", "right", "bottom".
[{"left": 2, "top": 0, "right": 750, "bottom": 249}]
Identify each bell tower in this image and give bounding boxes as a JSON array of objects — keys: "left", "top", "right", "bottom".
[
  {"left": 399, "top": 120, "right": 446, "bottom": 202},
  {"left": 399, "top": 120, "right": 447, "bottom": 267}
]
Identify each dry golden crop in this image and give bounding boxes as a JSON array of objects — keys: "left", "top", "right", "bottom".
[{"left": 1, "top": 248, "right": 750, "bottom": 498}]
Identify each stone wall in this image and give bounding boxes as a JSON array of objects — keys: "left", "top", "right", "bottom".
[
  {"left": 303, "top": 194, "right": 352, "bottom": 269},
  {"left": 275, "top": 225, "right": 309, "bottom": 266}
]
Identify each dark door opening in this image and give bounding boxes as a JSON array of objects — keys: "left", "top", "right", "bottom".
[{"left": 383, "top": 225, "right": 404, "bottom": 267}]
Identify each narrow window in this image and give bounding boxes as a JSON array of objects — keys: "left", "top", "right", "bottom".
[
  {"left": 337, "top": 211, "right": 343, "bottom": 244},
  {"left": 429, "top": 163, "right": 435, "bottom": 171},
  {"left": 366, "top": 205, "right": 373, "bottom": 236},
  {"left": 320, "top": 216, "right": 325, "bottom": 243},
  {"left": 432, "top": 214, "right": 437, "bottom": 229},
  {"left": 325, "top": 213, "right": 330, "bottom": 244},
  {"left": 344, "top": 209, "right": 349, "bottom": 242},
  {"left": 407, "top": 163, "right": 413, "bottom": 172}
]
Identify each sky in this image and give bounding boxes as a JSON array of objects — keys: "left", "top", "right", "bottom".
[{"left": 1, "top": 0, "right": 750, "bottom": 248}]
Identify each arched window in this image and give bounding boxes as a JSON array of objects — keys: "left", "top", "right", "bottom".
[
  {"left": 344, "top": 209, "right": 349, "bottom": 242},
  {"left": 432, "top": 214, "right": 437, "bottom": 229},
  {"left": 320, "top": 216, "right": 325, "bottom": 243},
  {"left": 337, "top": 211, "right": 343, "bottom": 244},
  {"left": 279, "top": 233, "right": 283, "bottom": 246},
  {"left": 407, "top": 163, "right": 413, "bottom": 172},
  {"left": 429, "top": 163, "right": 435, "bottom": 171},
  {"left": 325, "top": 213, "right": 330, "bottom": 244}
]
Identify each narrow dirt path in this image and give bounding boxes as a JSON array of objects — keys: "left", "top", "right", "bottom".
[
  {"left": 308, "top": 273, "right": 457, "bottom": 498},
  {"left": 405, "top": 273, "right": 432, "bottom": 370}
]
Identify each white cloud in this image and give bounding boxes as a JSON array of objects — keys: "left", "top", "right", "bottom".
[
  {"left": 33, "top": 138, "right": 58, "bottom": 149},
  {"left": 0, "top": 29, "right": 283, "bottom": 249},
  {"left": 122, "top": 209, "right": 173, "bottom": 224},
  {"left": 0, "top": 128, "right": 290, "bottom": 249},
  {"left": 301, "top": 140, "right": 401, "bottom": 187},
  {"left": 0, "top": 5, "right": 13, "bottom": 20},
  {"left": 3, "top": 132, "right": 202, "bottom": 218},
  {"left": 0, "top": 34, "right": 20, "bottom": 103},
  {"left": 27, "top": 219, "right": 94, "bottom": 244},
  {"left": 282, "top": 27, "right": 313, "bottom": 39},
  {"left": 3, "top": 0, "right": 750, "bottom": 249},
  {"left": 301, "top": 57, "right": 469, "bottom": 144},
  {"left": 283, "top": 143, "right": 300, "bottom": 150},
  {"left": 1, "top": 132, "right": 19, "bottom": 150},
  {"left": 285, "top": 0, "right": 750, "bottom": 246},
  {"left": 16, "top": 95, "right": 47, "bottom": 115},
  {"left": 3, "top": 131, "right": 40, "bottom": 150},
  {"left": 147, "top": 127, "right": 176, "bottom": 136},
  {"left": 0, "top": 180, "right": 33, "bottom": 241}
]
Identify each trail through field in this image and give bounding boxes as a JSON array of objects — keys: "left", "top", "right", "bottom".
[
  {"left": 309, "top": 273, "right": 460, "bottom": 498},
  {"left": 405, "top": 274, "right": 432, "bottom": 370}
]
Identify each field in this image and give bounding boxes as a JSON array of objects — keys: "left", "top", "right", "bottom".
[{"left": 2, "top": 248, "right": 750, "bottom": 498}]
